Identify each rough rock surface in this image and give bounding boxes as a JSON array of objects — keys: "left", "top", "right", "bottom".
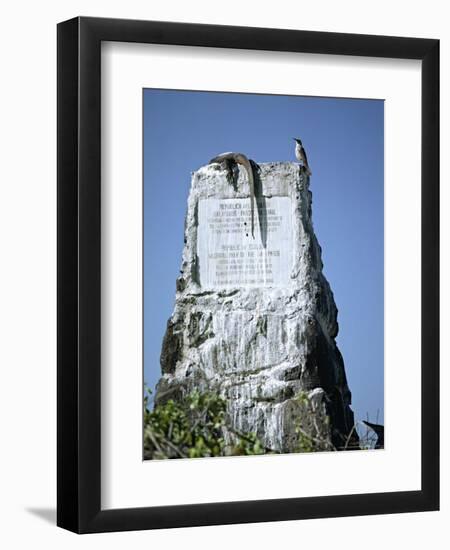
[{"left": 155, "top": 161, "right": 358, "bottom": 452}]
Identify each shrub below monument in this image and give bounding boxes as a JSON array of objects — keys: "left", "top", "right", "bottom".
[
  {"left": 143, "top": 388, "right": 354, "bottom": 459},
  {"left": 144, "top": 389, "right": 267, "bottom": 459}
]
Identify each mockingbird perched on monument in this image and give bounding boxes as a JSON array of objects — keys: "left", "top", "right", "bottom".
[{"left": 293, "top": 138, "right": 312, "bottom": 176}]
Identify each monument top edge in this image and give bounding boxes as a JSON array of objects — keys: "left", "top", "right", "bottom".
[{"left": 195, "top": 160, "right": 301, "bottom": 175}]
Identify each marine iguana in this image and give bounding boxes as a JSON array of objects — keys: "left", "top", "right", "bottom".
[{"left": 209, "top": 152, "right": 257, "bottom": 238}]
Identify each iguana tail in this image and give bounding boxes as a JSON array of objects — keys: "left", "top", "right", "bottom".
[{"left": 209, "top": 152, "right": 256, "bottom": 238}]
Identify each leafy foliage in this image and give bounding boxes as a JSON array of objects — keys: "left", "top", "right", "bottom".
[
  {"left": 293, "top": 391, "right": 335, "bottom": 453},
  {"left": 144, "top": 387, "right": 371, "bottom": 459},
  {"left": 144, "top": 389, "right": 267, "bottom": 460}
]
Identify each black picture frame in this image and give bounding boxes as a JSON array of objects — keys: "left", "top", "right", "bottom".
[{"left": 57, "top": 16, "right": 439, "bottom": 533}]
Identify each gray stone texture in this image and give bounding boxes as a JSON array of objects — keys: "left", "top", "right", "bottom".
[{"left": 155, "top": 161, "right": 358, "bottom": 452}]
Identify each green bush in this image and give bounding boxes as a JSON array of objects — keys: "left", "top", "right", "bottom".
[
  {"left": 144, "top": 387, "right": 364, "bottom": 459},
  {"left": 293, "top": 391, "right": 334, "bottom": 452},
  {"left": 144, "top": 389, "right": 267, "bottom": 460}
]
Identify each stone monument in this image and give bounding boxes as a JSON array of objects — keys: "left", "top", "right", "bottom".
[{"left": 154, "top": 159, "right": 358, "bottom": 452}]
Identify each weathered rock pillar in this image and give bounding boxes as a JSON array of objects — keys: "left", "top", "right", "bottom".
[{"left": 155, "top": 161, "right": 358, "bottom": 452}]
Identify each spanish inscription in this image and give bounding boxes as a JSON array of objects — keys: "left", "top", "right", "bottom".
[{"left": 197, "top": 197, "right": 293, "bottom": 288}]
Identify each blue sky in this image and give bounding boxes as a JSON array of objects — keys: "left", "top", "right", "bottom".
[{"left": 143, "top": 89, "right": 384, "bottom": 426}]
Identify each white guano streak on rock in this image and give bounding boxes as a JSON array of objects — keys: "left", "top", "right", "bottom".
[{"left": 155, "top": 162, "right": 357, "bottom": 452}]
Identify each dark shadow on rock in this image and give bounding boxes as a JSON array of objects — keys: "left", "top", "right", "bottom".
[
  {"left": 26, "top": 507, "right": 56, "bottom": 525},
  {"left": 252, "top": 162, "right": 267, "bottom": 248}
]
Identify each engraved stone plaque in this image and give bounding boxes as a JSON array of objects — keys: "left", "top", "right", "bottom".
[{"left": 197, "top": 197, "right": 293, "bottom": 288}]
